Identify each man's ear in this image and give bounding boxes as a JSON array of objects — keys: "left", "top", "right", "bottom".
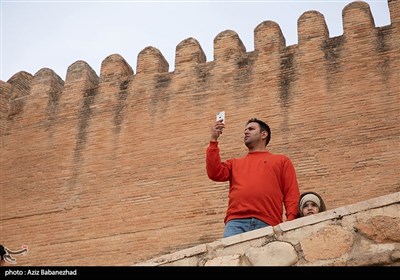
[{"left": 261, "top": 130, "right": 268, "bottom": 141}]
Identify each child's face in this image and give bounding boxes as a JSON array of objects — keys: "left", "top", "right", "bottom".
[{"left": 302, "top": 201, "right": 320, "bottom": 216}]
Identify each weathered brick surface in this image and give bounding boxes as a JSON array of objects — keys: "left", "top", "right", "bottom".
[{"left": 0, "top": 1, "right": 399, "bottom": 265}]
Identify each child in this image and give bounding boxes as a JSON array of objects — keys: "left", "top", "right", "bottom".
[{"left": 298, "top": 192, "right": 327, "bottom": 217}]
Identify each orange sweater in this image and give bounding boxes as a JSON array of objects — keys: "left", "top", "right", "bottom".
[{"left": 206, "top": 141, "right": 300, "bottom": 226}]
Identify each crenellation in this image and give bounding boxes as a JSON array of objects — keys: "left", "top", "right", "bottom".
[
  {"left": 29, "top": 68, "right": 64, "bottom": 125},
  {"left": 57, "top": 60, "right": 100, "bottom": 126},
  {"left": 252, "top": 21, "right": 285, "bottom": 91},
  {"left": 65, "top": 60, "right": 99, "bottom": 90},
  {"left": 2, "top": 68, "right": 64, "bottom": 131},
  {"left": 175, "top": 37, "right": 206, "bottom": 71},
  {"left": 136, "top": 46, "right": 169, "bottom": 75},
  {"left": 100, "top": 54, "right": 134, "bottom": 82},
  {"left": 213, "top": 30, "right": 246, "bottom": 62},
  {"left": 254, "top": 20, "right": 286, "bottom": 54},
  {"left": 297, "top": 11, "right": 329, "bottom": 46},
  {"left": 343, "top": 1, "right": 375, "bottom": 36},
  {"left": 33, "top": 68, "right": 64, "bottom": 93},
  {"left": 6, "top": 71, "right": 33, "bottom": 121},
  {"left": 7, "top": 71, "right": 33, "bottom": 100},
  {"left": 296, "top": 11, "right": 329, "bottom": 73},
  {"left": 388, "top": 0, "right": 399, "bottom": 26},
  {"left": 0, "top": 81, "right": 12, "bottom": 134}
]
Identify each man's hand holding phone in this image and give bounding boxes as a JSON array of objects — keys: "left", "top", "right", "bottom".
[
  {"left": 216, "top": 111, "right": 225, "bottom": 124},
  {"left": 211, "top": 111, "right": 226, "bottom": 141}
]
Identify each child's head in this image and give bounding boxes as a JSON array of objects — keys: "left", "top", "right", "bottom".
[{"left": 299, "top": 193, "right": 326, "bottom": 217}]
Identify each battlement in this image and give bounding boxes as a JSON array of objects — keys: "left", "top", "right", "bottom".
[{"left": 2, "top": 1, "right": 398, "bottom": 92}]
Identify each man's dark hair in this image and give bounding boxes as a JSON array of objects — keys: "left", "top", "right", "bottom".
[{"left": 247, "top": 118, "right": 271, "bottom": 146}]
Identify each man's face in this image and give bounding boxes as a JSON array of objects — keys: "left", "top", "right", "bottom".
[{"left": 244, "top": 122, "right": 262, "bottom": 147}]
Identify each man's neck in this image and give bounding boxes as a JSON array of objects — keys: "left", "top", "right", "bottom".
[{"left": 248, "top": 145, "right": 267, "bottom": 152}]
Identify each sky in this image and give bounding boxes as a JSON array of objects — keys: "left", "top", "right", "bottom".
[{"left": 0, "top": 0, "right": 392, "bottom": 82}]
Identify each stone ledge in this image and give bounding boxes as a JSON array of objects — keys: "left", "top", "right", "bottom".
[{"left": 133, "top": 191, "right": 400, "bottom": 266}]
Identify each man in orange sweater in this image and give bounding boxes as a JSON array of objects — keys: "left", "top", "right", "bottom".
[{"left": 206, "top": 117, "right": 300, "bottom": 238}]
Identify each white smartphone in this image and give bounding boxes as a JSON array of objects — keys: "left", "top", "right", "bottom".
[{"left": 216, "top": 111, "right": 225, "bottom": 124}]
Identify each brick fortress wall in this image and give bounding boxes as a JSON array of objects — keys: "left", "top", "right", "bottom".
[{"left": 0, "top": 0, "right": 399, "bottom": 265}]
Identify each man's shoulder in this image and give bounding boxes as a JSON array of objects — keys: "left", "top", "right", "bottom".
[{"left": 266, "top": 152, "right": 293, "bottom": 162}]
